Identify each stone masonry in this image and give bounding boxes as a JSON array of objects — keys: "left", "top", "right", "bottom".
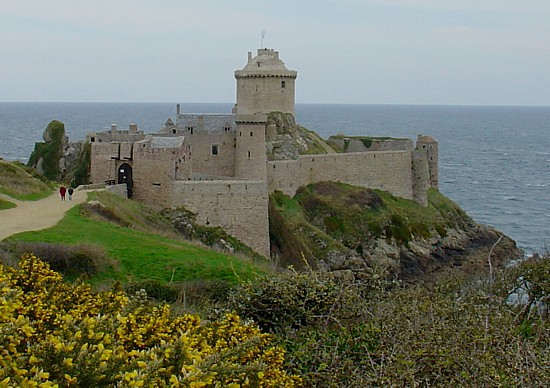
[{"left": 86, "top": 48, "right": 438, "bottom": 258}]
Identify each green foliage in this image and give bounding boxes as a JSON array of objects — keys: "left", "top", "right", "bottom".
[
  {"left": 358, "top": 137, "right": 373, "bottom": 148},
  {"left": 70, "top": 141, "right": 91, "bottom": 186},
  {"left": 1, "top": 241, "right": 109, "bottom": 277},
  {"left": 124, "top": 279, "right": 179, "bottom": 302},
  {"left": 270, "top": 183, "right": 474, "bottom": 268},
  {"left": 229, "top": 269, "right": 367, "bottom": 332},
  {"left": 0, "top": 197, "right": 16, "bottom": 210},
  {"left": 269, "top": 190, "right": 350, "bottom": 269},
  {"left": 280, "top": 324, "right": 381, "bottom": 386},
  {"left": 385, "top": 213, "right": 412, "bottom": 245},
  {"left": 28, "top": 120, "right": 66, "bottom": 181},
  {"left": 0, "top": 256, "right": 301, "bottom": 386},
  {"left": 511, "top": 254, "right": 550, "bottom": 320},
  {"left": 0, "top": 159, "right": 53, "bottom": 200},
  {"left": 268, "top": 269, "right": 549, "bottom": 387},
  {"left": 7, "top": 198, "right": 268, "bottom": 287}
]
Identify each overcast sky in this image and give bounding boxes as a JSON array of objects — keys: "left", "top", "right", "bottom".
[{"left": 1, "top": 0, "right": 549, "bottom": 105}]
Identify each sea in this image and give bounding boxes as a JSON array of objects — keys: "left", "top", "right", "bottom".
[{"left": 0, "top": 102, "right": 548, "bottom": 255}]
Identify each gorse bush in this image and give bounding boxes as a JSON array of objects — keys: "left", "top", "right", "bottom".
[
  {"left": 123, "top": 279, "right": 179, "bottom": 303},
  {"left": 0, "top": 255, "right": 301, "bottom": 387}
]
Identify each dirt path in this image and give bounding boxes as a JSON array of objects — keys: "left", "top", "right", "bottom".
[{"left": 0, "top": 188, "right": 96, "bottom": 240}]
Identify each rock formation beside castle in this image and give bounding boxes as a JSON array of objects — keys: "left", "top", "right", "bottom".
[{"left": 85, "top": 48, "right": 439, "bottom": 257}]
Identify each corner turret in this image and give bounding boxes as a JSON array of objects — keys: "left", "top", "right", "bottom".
[{"left": 416, "top": 134, "right": 439, "bottom": 189}]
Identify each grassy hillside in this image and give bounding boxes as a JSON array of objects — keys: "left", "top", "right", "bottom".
[
  {"left": 270, "top": 182, "right": 473, "bottom": 269},
  {"left": 5, "top": 191, "right": 270, "bottom": 287},
  {"left": 0, "top": 159, "right": 53, "bottom": 200}
]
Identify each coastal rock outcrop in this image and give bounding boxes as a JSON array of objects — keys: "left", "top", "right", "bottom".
[
  {"left": 265, "top": 112, "right": 337, "bottom": 160},
  {"left": 269, "top": 181, "right": 523, "bottom": 281},
  {"left": 28, "top": 120, "right": 90, "bottom": 185}
]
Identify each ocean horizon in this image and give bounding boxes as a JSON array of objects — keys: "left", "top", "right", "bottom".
[{"left": 1, "top": 102, "right": 548, "bottom": 254}]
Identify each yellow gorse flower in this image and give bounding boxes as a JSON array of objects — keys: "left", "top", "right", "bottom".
[{"left": 0, "top": 255, "right": 302, "bottom": 387}]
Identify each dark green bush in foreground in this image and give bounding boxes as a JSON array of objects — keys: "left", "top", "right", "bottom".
[{"left": 228, "top": 259, "right": 549, "bottom": 387}]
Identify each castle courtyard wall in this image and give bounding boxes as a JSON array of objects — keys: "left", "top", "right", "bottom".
[
  {"left": 133, "top": 147, "right": 189, "bottom": 208},
  {"left": 170, "top": 180, "right": 270, "bottom": 258},
  {"left": 90, "top": 142, "right": 134, "bottom": 183},
  {"left": 267, "top": 150, "right": 414, "bottom": 199}
]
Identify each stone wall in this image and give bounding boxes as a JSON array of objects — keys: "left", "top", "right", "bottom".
[
  {"left": 175, "top": 114, "right": 236, "bottom": 177},
  {"left": 170, "top": 180, "right": 270, "bottom": 258},
  {"left": 234, "top": 119, "right": 267, "bottom": 180},
  {"left": 133, "top": 146, "right": 189, "bottom": 208},
  {"left": 90, "top": 142, "right": 134, "bottom": 184},
  {"left": 267, "top": 151, "right": 414, "bottom": 199}
]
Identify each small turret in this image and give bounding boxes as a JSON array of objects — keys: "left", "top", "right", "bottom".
[{"left": 416, "top": 134, "right": 439, "bottom": 189}]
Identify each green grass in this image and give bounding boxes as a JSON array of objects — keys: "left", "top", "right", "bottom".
[
  {"left": 0, "top": 159, "right": 54, "bottom": 200},
  {"left": 0, "top": 198, "right": 16, "bottom": 210},
  {"left": 7, "top": 203, "right": 269, "bottom": 287},
  {"left": 269, "top": 183, "right": 472, "bottom": 266}
]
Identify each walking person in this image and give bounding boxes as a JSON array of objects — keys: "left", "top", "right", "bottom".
[
  {"left": 59, "top": 186, "right": 66, "bottom": 201},
  {"left": 68, "top": 187, "right": 74, "bottom": 201}
]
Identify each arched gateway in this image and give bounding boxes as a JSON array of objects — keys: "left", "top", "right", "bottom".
[{"left": 117, "top": 163, "right": 133, "bottom": 198}]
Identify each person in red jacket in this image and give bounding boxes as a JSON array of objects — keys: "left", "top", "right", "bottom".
[{"left": 59, "top": 186, "right": 66, "bottom": 201}]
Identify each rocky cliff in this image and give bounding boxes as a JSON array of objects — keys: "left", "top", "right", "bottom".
[
  {"left": 269, "top": 182, "right": 522, "bottom": 281},
  {"left": 27, "top": 120, "right": 90, "bottom": 185},
  {"left": 265, "top": 112, "right": 337, "bottom": 160}
]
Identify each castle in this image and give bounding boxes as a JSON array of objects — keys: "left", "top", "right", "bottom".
[{"left": 87, "top": 48, "right": 438, "bottom": 257}]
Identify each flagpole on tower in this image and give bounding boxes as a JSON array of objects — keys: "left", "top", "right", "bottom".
[{"left": 261, "top": 29, "right": 266, "bottom": 48}]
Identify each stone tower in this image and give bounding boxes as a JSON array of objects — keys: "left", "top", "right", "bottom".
[
  {"left": 234, "top": 115, "right": 268, "bottom": 180},
  {"left": 234, "top": 48, "right": 297, "bottom": 117},
  {"left": 416, "top": 134, "right": 439, "bottom": 189}
]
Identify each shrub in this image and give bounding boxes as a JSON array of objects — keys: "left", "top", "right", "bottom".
[
  {"left": 123, "top": 280, "right": 179, "bottom": 303},
  {"left": 4, "top": 242, "right": 109, "bottom": 276},
  {"left": 0, "top": 255, "right": 301, "bottom": 386},
  {"left": 229, "top": 268, "right": 368, "bottom": 332},
  {"left": 278, "top": 272, "right": 549, "bottom": 387}
]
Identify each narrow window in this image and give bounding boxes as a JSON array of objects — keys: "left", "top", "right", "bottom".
[
  {"left": 172, "top": 129, "right": 176, "bottom": 134},
  {"left": 211, "top": 145, "right": 219, "bottom": 155},
  {"left": 281, "top": 80, "right": 286, "bottom": 88},
  {"left": 250, "top": 131, "right": 253, "bottom": 137},
  {"left": 248, "top": 151, "right": 251, "bottom": 158}
]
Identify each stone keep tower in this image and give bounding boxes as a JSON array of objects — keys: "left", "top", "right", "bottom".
[{"left": 234, "top": 48, "right": 297, "bottom": 117}]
